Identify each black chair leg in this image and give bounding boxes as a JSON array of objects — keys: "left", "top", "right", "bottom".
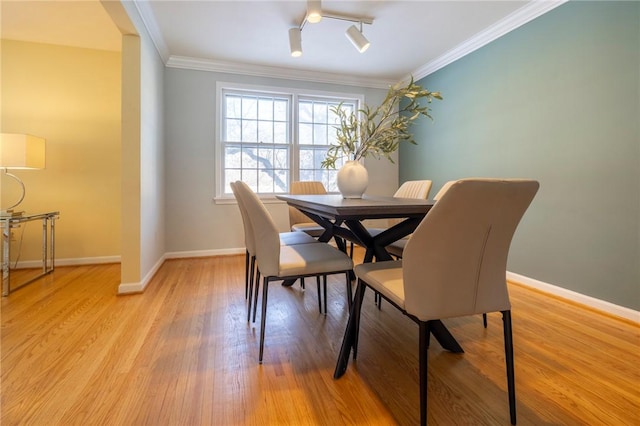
[
  {"left": 258, "top": 278, "right": 269, "bottom": 363},
  {"left": 483, "top": 313, "right": 488, "bottom": 328},
  {"left": 247, "top": 258, "right": 256, "bottom": 322},
  {"left": 419, "top": 321, "right": 431, "bottom": 426},
  {"left": 244, "top": 250, "right": 250, "bottom": 299},
  {"left": 316, "top": 276, "right": 322, "bottom": 313},
  {"left": 502, "top": 310, "right": 517, "bottom": 425},
  {"left": 300, "top": 277, "right": 305, "bottom": 289},
  {"left": 345, "top": 272, "right": 352, "bottom": 311},
  {"left": 323, "top": 275, "right": 328, "bottom": 315},
  {"left": 252, "top": 270, "right": 261, "bottom": 323}
]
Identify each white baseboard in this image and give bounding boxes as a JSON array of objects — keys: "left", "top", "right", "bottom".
[
  {"left": 117, "top": 254, "right": 167, "bottom": 295},
  {"left": 13, "top": 255, "right": 121, "bottom": 269},
  {"left": 165, "top": 248, "right": 245, "bottom": 259},
  {"left": 507, "top": 271, "right": 639, "bottom": 324}
]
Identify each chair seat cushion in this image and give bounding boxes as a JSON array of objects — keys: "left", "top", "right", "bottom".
[
  {"left": 279, "top": 243, "right": 353, "bottom": 277},
  {"left": 354, "top": 261, "right": 405, "bottom": 308},
  {"left": 386, "top": 237, "right": 408, "bottom": 258},
  {"left": 291, "top": 222, "right": 325, "bottom": 237},
  {"left": 279, "top": 231, "right": 317, "bottom": 245}
]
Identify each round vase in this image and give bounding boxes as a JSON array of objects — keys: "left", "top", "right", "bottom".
[{"left": 337, "top": 160, "right": 368, "bottom": 199}]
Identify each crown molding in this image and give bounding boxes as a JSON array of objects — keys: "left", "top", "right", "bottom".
[
  {"left": 412, "top": 0, "right": 568, "bottom": 80},
  {"left": 132, "top": 0, "right": 170, "bottom": 62},
  {"left": 166, "top": 55, "right": 395, "bottom": 89}
]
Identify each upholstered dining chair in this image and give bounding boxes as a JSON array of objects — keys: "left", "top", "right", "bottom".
[
  {"left": 289, "top": 180, "right": 328, "bottom": 237},
  {"left": 386, "top": 180, "right": 453, "bottom": 258},
  {"left": 230, "top": 182, "right": 317, "bottom": 320},
  {"left": 346, "top": 178, "right": 539, "bottom": 425},
  {"left": 234, "top": 180, "right": 354, "bottom": 363}
]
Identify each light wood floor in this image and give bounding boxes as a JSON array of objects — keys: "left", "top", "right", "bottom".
[{"left": 2, "top": 254, "right": 639, "bottom": 425}]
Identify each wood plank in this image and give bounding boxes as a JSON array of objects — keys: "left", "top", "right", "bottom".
[{"left": 2, "top": 255, "right": 638, "bottom": 425}]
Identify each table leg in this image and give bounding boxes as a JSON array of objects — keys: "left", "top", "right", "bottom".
[
  {"left": 2, "top": 221, "right": 9, "bottom": 296},
  {"left": 429, "top": 320, "right": 464, "bottom": 353},
  {"left": 333, "top": 279, "right": 367, "bottom": 379}
]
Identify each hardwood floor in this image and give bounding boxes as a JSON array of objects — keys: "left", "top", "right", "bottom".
[{"left": 2, "top": 254, "right": 639, "bottom": 425}]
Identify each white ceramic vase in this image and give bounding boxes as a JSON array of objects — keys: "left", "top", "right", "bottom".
[{"left": 337, "top": 160, "right": 368, "bottom": 199}]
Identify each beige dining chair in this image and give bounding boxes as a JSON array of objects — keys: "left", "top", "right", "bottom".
[
  {"left": 347, "top": 178, "right": 539, "bottom": 425},
  {"left": 230, "top": 182, "right": 318, "bottom": 320},
  {"left": 289, "top": 181, "right": 327, "bottom": 237},
  {"left": 386, "top": 180, "right": 453, "bottom": 258},
  {"left": 234, "top": 180, "right": 354, "bottom": 363}
]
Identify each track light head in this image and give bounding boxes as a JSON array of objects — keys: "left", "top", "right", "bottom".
[
  {"left": 307, "top": 0, "right": 322, "bottom": 23},
  {"left": 289, "top": 28, "right": 303, "bottom": 57},
  {"left": 345, "top": 24, "right": 370, "bottom": 53}
]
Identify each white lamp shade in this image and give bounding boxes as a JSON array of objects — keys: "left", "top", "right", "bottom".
[
  {"left": 346, "top": 24, "right": 370, "bottom": 53},
  {"left": 289, "top": 28, "right": 303, "bottom": 57},
  {"left": 0, "top": 133, "right": 46, "bottom": 169}
]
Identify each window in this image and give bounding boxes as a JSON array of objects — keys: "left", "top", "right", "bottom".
[{"left": 217, "top": 83, "right": 361, "bottom": 198}]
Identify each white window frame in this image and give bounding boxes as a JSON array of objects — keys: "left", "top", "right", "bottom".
[{"left": 214, "top": 82, "right": 363, "bottom": 202}]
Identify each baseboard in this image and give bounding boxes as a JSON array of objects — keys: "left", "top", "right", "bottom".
[
  {"left": 117, "top": 254, "right": 167, "bottom": 295},
  {"left": 507, "top": 272, "right": 639, "bottom": 324},
  {"left": 165, "top": 247, "right": 245, "bottom": 259},
  {"left": 12, "top": 255, "right": 121, "bottom": 269}
]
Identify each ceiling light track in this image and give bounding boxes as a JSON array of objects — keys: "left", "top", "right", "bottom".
[{"left": 290, "top": 1, "right": 374, "bottom": 57}]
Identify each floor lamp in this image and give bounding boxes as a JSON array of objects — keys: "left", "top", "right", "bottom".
[{"left": 0, "top": 133, "right": 46, "bottom": 217}]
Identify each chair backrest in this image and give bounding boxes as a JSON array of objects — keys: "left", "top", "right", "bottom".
[
  {"left": 388, "top": 180, "right": 432, "bottom": 227},
  {"left": 433, "top": 180, "right": 456, "bottom": 201},
  {"left": 402, "top": 178, "right": 539, "bottom": 321},
  {"left": 394, "top": 180, "right": 432, "bottom": 200},
  {"left": 233, "top": 181, "right": 281, "bottom": 277},
  {"left": 289, "top": 181, "right": 327, "bottom": 227},
  {"left": 230, "top": 182, "right": 256, "bottom": 256}
]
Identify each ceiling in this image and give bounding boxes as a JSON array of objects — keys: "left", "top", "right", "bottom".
[{"left": 1, "top": 0, "right": 564, "bottom": 87}]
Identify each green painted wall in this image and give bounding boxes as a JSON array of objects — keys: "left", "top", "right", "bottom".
[{"left": 401, "top": 1, "right": 639, "bottom": 310}]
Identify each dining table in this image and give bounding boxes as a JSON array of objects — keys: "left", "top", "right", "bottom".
[{"left": 276, "top": 193, "right": 465, "bottom": 378}]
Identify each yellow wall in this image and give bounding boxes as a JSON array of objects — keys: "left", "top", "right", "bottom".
[{"left": 1, "top": 40, "right": 121, "bottom": 263}]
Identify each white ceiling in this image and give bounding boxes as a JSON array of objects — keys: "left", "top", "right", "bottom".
[{"left": 1, "top": 0, "right": 565, "bottom": 87}]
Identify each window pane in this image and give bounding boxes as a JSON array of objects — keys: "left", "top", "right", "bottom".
[
  {"left": 242, "top": 97, "right": 257, "bottom": 119},
  {"left": 242, "top": 120, "right": 257, "bottom": 142},
  {"left": 274, "top": 122, "right": 287, "bottom": 143},
  {"left": 313, "top": 124, "right": 327, "bottom": 145},
  {"left": 258, "top": 98, "right": 273, "bottom": 121},
  {"left": 274, "top": 100, "right": 287, "bottom": 121},
  {"left": 299, "top": 101, "right": 312, "bottom": 123},
  {"left": 274, "top": 148, "right": 289, "bottom": 169},
  {"left": 226, "top": 119, "right": 241, "bottom": 142},
  {"left": 313, "top": 103, "right": 328, "bottom": 123},
  {"left": 299, "top": 148, "right": 314, "bottom": 170},
  {"left": 225, "top": 145, "right": 241, "bottom": 168},
  {"left": 299, "top": 123, "right": 312, "bottom": 144},
  {"left": 258, "top": 121, "right": 273, "bottom": 143},
  {"left": 242, "top": 169, "right": 258, "bottom": 191},
  {"left": 242, "top": 146, "right": 258, "bottom": 168},
  {"left": 226, "top": 96, "right": 242, "bottom": 119},
  {"left": 258, "top": 147, "right": 274, "bottom": 169}
]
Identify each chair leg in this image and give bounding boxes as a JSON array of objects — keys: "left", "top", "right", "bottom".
[
  {"left": 252, "top": 270, "right": 261, "bottom": 323},
  {"left": 419, "top": 321, "right": 431, "bottom": 426},
  {"left": 258, "top": 278, "right": 269, "bottom": 363},
  {"left": 247, "top": 257, "right": 256, "bottom": 322},
  {"left": 345, "top": 272, "right": 352, "bottom": 311},
  {"left": 483, "top": 313, "right": 488, "bottom": 328},
  {"left": 300, "top": 277, "right": 305, "bottom": 289},
  {"left": 244, "top": 250, "right": 250, "bottom": 299},
  {"left": 323, "top": 275, "right": 328, "bottom": 315},
  {"left": 502, "top": 310, "right": 517, "bottom": 425},
  {"left": 316, "top": 276, "right": 322, "bottom": 314}
]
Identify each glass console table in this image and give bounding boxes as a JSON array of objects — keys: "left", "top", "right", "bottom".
[{"left": 1, "top": 211, "right": 60, "bottom": 296}]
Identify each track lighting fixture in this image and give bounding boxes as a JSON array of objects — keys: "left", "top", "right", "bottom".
[
  {"left": 345, "top": 23, "right": 370, "bottom": 53},
  {"left": 306, "top": 0, "right": 322, "bottom": 24},
  {"left": 288, "top": 7, "right": 373, "bottom": 57},
  {"left": 289, "top": 28, "right": 303, "bottom": 57}
]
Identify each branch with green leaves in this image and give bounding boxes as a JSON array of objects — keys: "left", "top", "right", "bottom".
[{"left": 321, "top": 77, "right": 442, "bottom": 169}]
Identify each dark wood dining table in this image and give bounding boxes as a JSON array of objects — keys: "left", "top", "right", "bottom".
[{"left": 276, "top": 194, "right": 465, "bottom": 378}]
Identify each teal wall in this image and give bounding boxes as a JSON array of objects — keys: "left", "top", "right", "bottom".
[{"left": 401, "top": 1, "right": 639, "bottom": 310}]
